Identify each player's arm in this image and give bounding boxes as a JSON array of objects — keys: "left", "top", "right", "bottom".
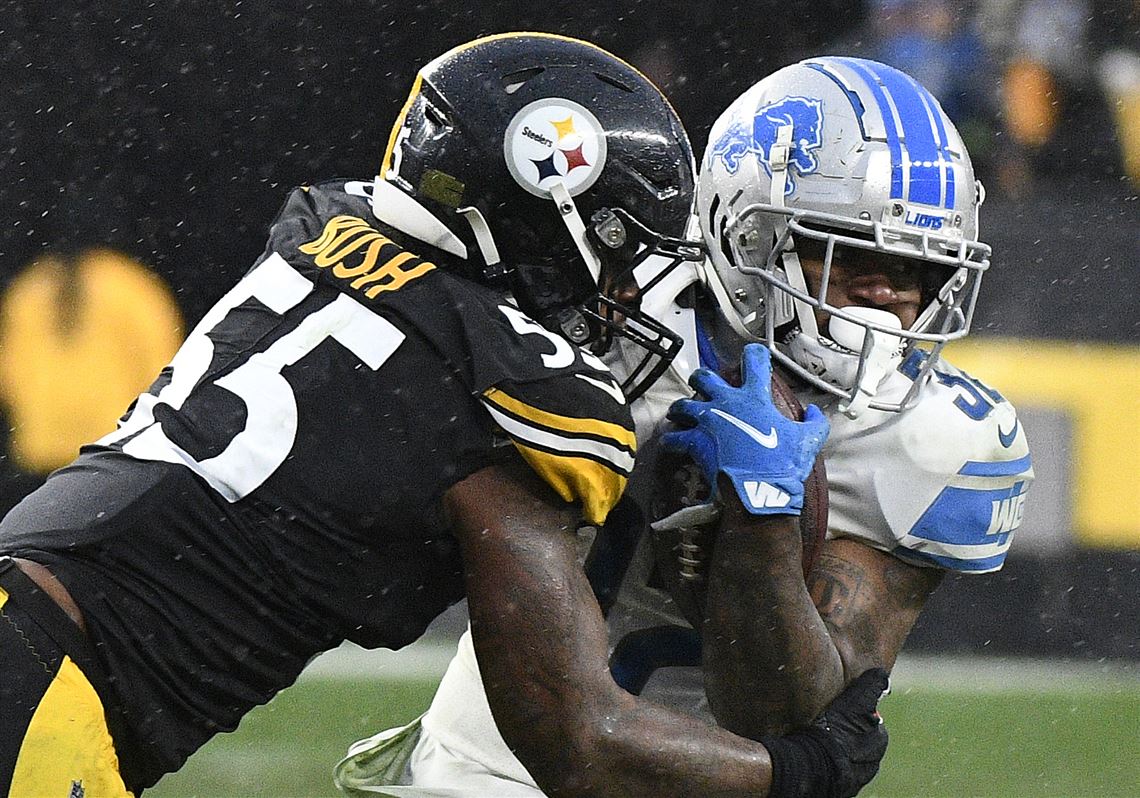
[
  {"left": 657, "top": 342, "right": 892, "bottom": 742},
  {"left": 702, "top": 486, "right": 843, "bottom": 738},
  {"left": 705, "top": 379, "right": 1029, "bottom": 736},
  {"left": 702, "top": 499, "right": 942, "bottom": 739},
  {"left": 809, "top": 538, "right": 943, "bottom": 682},
  {"left": 446, "top": 458, "right": 887, "bottom": 798}
]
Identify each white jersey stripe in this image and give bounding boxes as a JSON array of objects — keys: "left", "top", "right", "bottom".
[
  {"left": 482, "top": 402, "right": 636, "bottom": 474},
  {"left": 947, "top": 473, "right": 1033, "bottom": 491},
  {"left": 898, "top": 534, "right": 1014, "bottom": 561}
]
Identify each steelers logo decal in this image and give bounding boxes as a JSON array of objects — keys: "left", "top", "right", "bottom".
[{"left": 504, "top": 98, "right": 607, "bottom": 198}]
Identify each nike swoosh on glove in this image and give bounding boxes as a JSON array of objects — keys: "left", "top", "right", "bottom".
[{"left": 660, "top": 343, "right": 829, "bottom": 516}]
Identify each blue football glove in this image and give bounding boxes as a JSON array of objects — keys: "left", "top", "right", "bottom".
[{"left": 660, "top": 343, "right": 829, "bottom": 516}]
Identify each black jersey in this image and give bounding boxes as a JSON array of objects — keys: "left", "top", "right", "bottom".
[{"left": 0, "top": 179, "right": 636, "bottom": 787}]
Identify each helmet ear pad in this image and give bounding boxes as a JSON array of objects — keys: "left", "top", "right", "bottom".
[{"left": 493, "top": 197, "right": 575, "bottom": 265}]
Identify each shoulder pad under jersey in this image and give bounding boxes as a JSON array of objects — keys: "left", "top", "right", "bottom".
[
  {"left": 265, "top": 179, "right": 637, "bottom": 527},
  {"left": 474, "top": 305, "right": 636, "bottom": 529},
  {"left": 816, "top": 353, "right": 1033, "bottom": 573},
  {"left": 265, "top": 179, "right": 441, "bottom": 304}
]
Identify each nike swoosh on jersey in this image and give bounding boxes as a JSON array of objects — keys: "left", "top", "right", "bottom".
[
  {"left": 710, "top": 408, "right": 778, "bottom": 448},
  {"left": 575, "top": 373, "right": 626, "bottom": 405},
  {"left": 998, "top": 417, "right": 1019, "bottom": 448}
]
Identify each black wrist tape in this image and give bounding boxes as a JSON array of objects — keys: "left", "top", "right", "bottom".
[{"left": 760, "top": 728, "right": 839, "bottom": 798}]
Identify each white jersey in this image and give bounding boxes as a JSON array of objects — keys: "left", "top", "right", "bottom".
[
  {"left": 812, "top": 350, "right": 1031, "bottom": 573},
  {"left": 335, "top": 294, "right": 1033, "bottom": 797}
]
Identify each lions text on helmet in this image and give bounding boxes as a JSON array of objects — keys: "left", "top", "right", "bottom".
[
  {"left": 375, "top": 33, "right": 705, "bottom": 401},
  {"left": 698, "top": 56, "right": 991, "bottom": 417}
]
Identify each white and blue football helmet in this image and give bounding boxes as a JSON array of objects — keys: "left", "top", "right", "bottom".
[{"left": 697, "top": 56, "right": 991, "bottom": 416}]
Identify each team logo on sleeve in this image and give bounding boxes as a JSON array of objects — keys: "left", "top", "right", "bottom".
[
  {"left": 504, "top": 98, "right": 607, "bottom": 197},
  {"left": 709, "top": 96, "right": 823, "bottom": 194}
]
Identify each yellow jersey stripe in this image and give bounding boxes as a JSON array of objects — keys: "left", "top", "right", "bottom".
[
  {"left": 482, "top": 400, "right": 634, "bottom": 477},
  {"left": 510, "top": 440, "right": 628, "bottom": 526},
  {"left": 482, "top": 387, "right": 636, "bottom": 451}
]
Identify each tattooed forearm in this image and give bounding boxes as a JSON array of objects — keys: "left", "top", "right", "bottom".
[
  {"left": 807, "top": 552, "right": 866, "bottom": 623},
  {"left": 703, "top": 530, "right": 946, "bottom": 737},
  {"left": 808, "top": 539, "right": 944, "bottom": 676},
  {"left": 702, "top": 514, "right": 845, "bottom": 737}
]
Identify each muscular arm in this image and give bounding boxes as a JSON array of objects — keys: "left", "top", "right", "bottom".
[
  {"left": 808, "top": 538, "right": 942, "bottom": 679},
  {"left": 447, "top": 461, "right": 779, "bottom": 797},
  {"left": 703, "top": 476, "right": 942, "bottom": 739}
]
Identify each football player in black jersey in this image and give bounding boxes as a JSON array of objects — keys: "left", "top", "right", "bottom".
[{"left": 0, "top": 33, "right": 886, "bottom": 797}]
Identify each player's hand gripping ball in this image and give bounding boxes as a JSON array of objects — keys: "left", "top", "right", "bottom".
[
  {"left": 650, "top": 345, "right": 829, "bottom": 627},
  {"left": 661, "top": 343, "right": 829, "bottom": 515}
]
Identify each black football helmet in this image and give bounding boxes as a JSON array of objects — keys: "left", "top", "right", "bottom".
[{"left": 372, "top": 32, "right": 701, "bottom": 400}]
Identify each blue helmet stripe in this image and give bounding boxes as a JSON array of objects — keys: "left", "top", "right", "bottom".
[
  {"left": 916, "top": 81, "right": 957, "bottom": 208},
  {"left": 880, "top": 69, "right": 943, "bottom": 206},
  {"left": 835, "top": 57, "right": 961, "bottom": 208},
  {"left": 831, "top": 57, "right": 905, "bottom": 200},
  {"left": 857, "top": 59, "right": 945, "bottom": 207},
  {"left": 906, "top": 76, "right": 956, "bottom": 207},
  {"left": 804, "top": 62, "right": 870, "bottom": 139}
]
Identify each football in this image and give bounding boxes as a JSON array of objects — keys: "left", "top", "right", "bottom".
[
  {"left": 648, "top": 360, "right": 829, "bottom": 627},
  {"left": 769, "top": 364, "right": 829, "bottom": 578}
]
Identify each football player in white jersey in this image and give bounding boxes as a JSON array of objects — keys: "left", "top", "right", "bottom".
[{"left": 335, "top": 56, "right": 1032, "bottom": 797}]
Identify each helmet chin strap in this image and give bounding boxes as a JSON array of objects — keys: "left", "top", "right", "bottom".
[
  {"left": 776, "top": 248, "right": 819, "bottom": 340},
  {"left": 548, "top": 181, "right": 603, "bottom": 285},
  {"left": 456, "top": 205, "right": 502, "bottom": 272}
]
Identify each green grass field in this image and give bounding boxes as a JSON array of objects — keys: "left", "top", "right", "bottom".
[{"left": 147, "top": 650, "right": 1140, "bottom": 798}]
